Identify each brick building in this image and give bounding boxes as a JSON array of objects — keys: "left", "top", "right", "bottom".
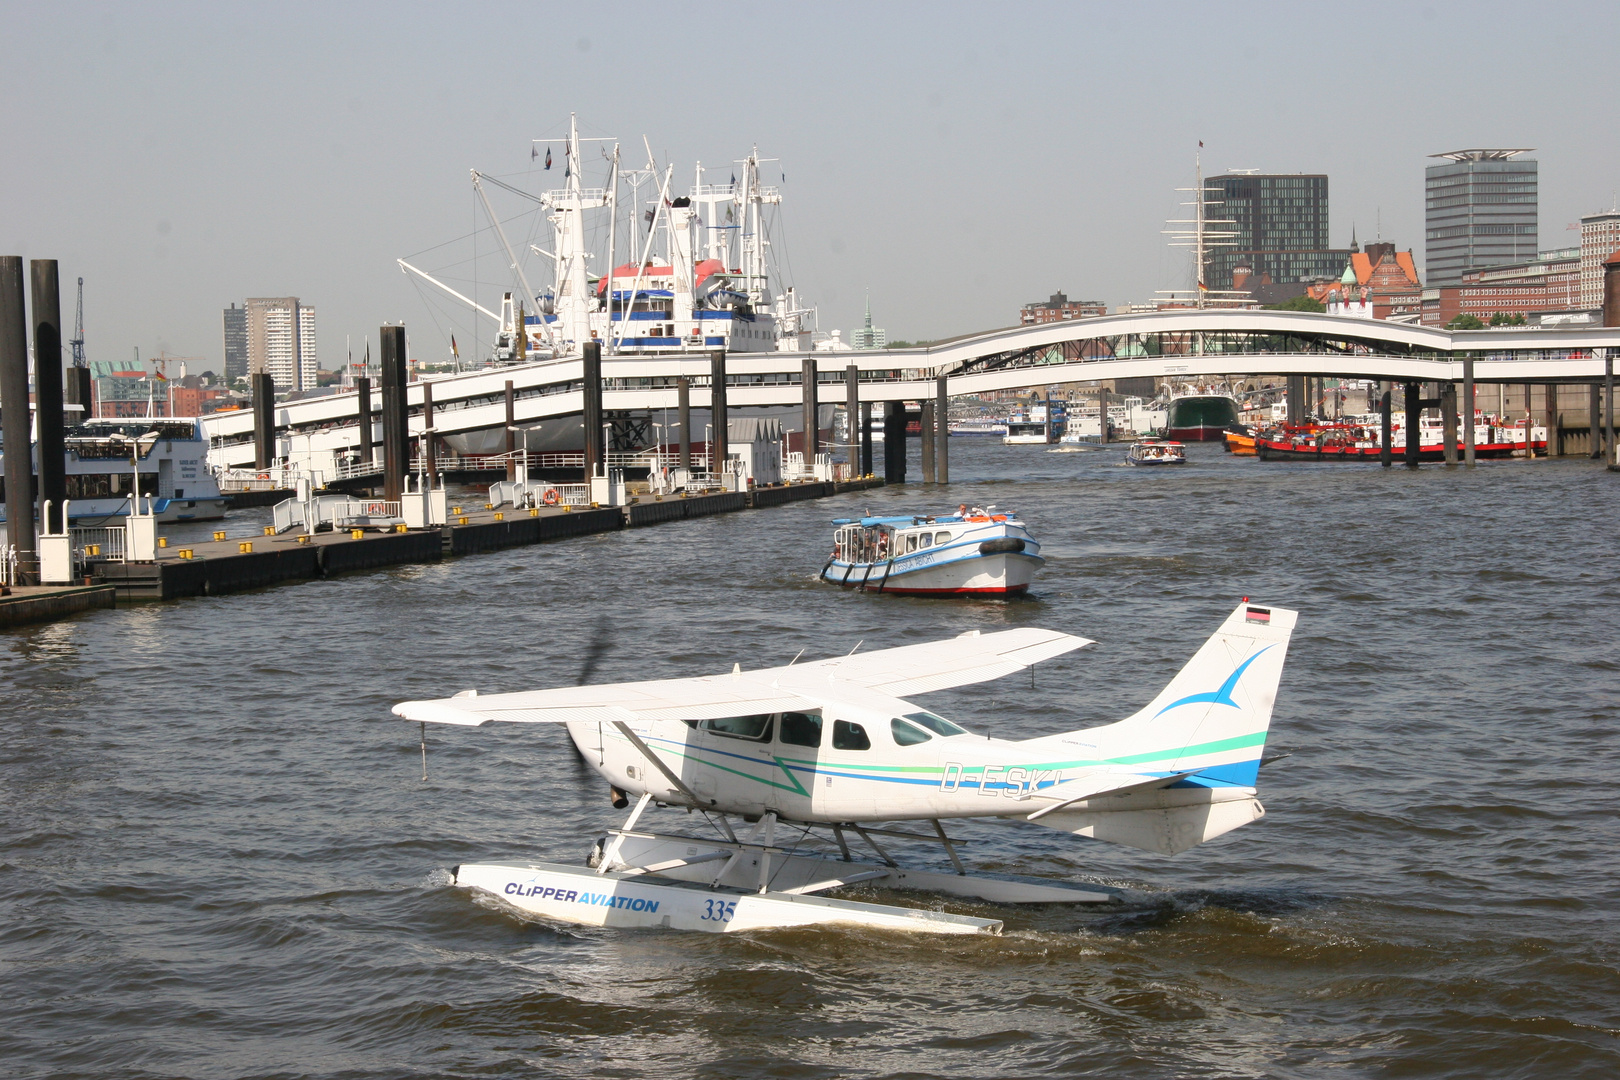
[
  {"left": 1020, "top": 292, "right": 1106, "bottom": 324},
  {"left": 1419, "top": 247, "right": 1582, "bottom": 325}
]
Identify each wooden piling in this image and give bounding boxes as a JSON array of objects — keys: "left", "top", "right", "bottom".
[
  {"left": 1441, "top": 382, "right": 1458, "bottom": 465},
  {"left": 1590, "top": 382, "right": 1602, "bottom": 460},
  {"left": 1607, "top": 354, "right": 1616, "bottom": 468},
  {"left": 920, "top": 401, "right": 935, "bottom": 483},
  {"left": 1380, "top": 389, "right": 1392, "bottom": 467},
  {"left": 935, "top": 373, "right": 949, "bottom": 483},
  {"left": 1547, "top": 383, "right": 1561, "bottom": 457}
]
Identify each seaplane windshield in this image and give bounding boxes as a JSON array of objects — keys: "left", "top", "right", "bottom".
[
  {"left": 904, "top": 710, "right": 968, "bottom": 737},
  {"left": 890, "top": 717, "right": 932, "bottom": 746},
  {"left": 699, "top": 714, "right": 774, "bottom": 741}
]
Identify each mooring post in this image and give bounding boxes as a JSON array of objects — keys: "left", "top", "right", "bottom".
[
  {"left": 1287, "top": 374, "right": 1305, "bottom": 425},
  {"left": 920, "top": 400, "right": 936, "bottom": 483},
  {"left": 1378, "top": 388, "right": 1392, "bottom": 467},
  {"left": 252, "top": 372, "right": 275, "bottom": 470},
  {"left": 30, "top": 261, "right": 66, "bottom": 534},
  {"left": 355, "top": 375, "right": 373, "bottom": 465},
  {"left": 1403, "top": 382, "right": 1420, "bottom": 466},
  {"left": 801, "top": 354, "right": 818, "bottom": 463},
  {"left": 0, "top": 256, "right": 36, "bottom": 582},
  {"left": 422, "top": 381, "right": 438, "bottom": 488},
  {"left": 1590, "top": 381, "right": 1602, "bottom": 460},
  {"left": 844, "top": 364, "right": 859, "bottom": 474},
  {"left": 860, "top": 402, "right": 873, "bottom": 476},
  {"left": 709, "top": 349, "right": 727, "bottom": 478},
  {"left": 1441, "top": 382, "right": 1458, "bottom": 466},
  {"left": 1547, "top": 383, "right": 1562, "bottom": 457},
  {"left": 379, "top": 325, "right": 408, "bottom": 502},
  {"left": 503, "top": 379, "right": 516, "bottom": 478},
  {"left": 1607, "top": 354, "right": 1615, "bottom": 468},
  {"left": 1523, "top": 383, "right": 1535, "bottom": 458},
  {"left": 582, "top": 341, "right": 604, "bottom": 482},
  {"left": 935, "top": 373, "right": 949, "bottom": 483},
  {"left": 66, "top": 364, "right": 92, "bottom": 420},
  {"left": 1098, "top": 384, "right": 1109, "bottom": 443},
  {"left": 1463, "top": 358, "right": 1476, "bottom": 466},
  {"left": 884, "top": 400, "right": 907, "bottom": 483},
  {"left": 677, "top": 374, "right": 691, "bottom": 472}
]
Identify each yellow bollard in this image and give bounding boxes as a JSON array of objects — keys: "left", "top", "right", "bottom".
[
  {"left": 394, "top": 523, "right": 407, "bottom": 533},
  {"left": 263, "top": 525, "right": 275, "bottom": 536},
  {"left": 451, "top": 506, "right": 462, "bottom": 515},
  {"left": 296, "top": 534, "right": 310, "bottom": 545},
  {"left": 86, "top": 543, "right": 101, "bottom": 557},
  {"left": 528, "top": 507, "right": 539, "bottom": 518},
  {"left": 493, "top": 511, "right": 504, "bottom": 521},
  {"left": 457, "top": 515, "right": 469, "bottom": 525},
  {"left": 590, "top": 501, "right": 600, "bottom": 509},
  {"left": 350, "top": 528, "right": 364, "bottom": 539},
  {"left": 157, "top": 536, "right": 168, "bottom": 548},
  {"left": 178, "top": 548, "right": 193, "bottom": 559},
  {"left": 238, "top": 541, "right": 253, "bottom": 553},
  {"left": 562, "top": 505, "right": 572, "bottom": 513},
  {"left": 213, "top": 530, "right": 227, "bottom": 542},
  {"left": 484, "top": 502, "right": 493, "bottom": 510}
]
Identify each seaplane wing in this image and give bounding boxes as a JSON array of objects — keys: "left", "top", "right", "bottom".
[
  {"left": 770, "top": 627, "right": 1093, "bottom": 697},
  {"left": 392, "top": 678, "right": 821, "bottom": 727}
]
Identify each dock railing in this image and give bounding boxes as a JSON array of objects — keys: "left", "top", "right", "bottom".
[
  {"left": 71, "top": 526, "right": 127, "bottom": 564},
  {"left": 273, "top": 496, "right": 404, "bottom": 533},
  {"left": 0, "top": 543, "right": 17, "bottom": 586}
]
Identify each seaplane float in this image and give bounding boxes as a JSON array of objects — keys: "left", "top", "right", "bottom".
[{"left": 393, "top": 600, "right": 1297, "bottom": 936}]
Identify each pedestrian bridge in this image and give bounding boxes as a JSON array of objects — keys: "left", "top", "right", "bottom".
[{"left": 201, "top": 308, "right": 1618, "bottom": 469}]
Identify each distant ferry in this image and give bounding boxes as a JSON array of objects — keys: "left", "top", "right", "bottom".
[
  {"left": 1003, "top": 403, "right": 1065, "bottom": 444},
  {"left": 821, "top": 509, "right": 1043, "bottom": 595},
  {"left": 1254, "top": 414, "right": 1548, "bottom": 462},
  {"left": 0, "top": 418, "right": 229, "bottom": 526},
  {"left": 949, "top": 419, "right": 1008, "bottom": 437}
]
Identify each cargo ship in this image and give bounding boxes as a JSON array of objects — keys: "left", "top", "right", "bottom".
[{"left": 1165, "top": 386, "right": 1240, "bottom": 442}]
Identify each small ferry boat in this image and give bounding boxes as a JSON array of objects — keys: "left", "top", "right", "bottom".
[
  {"left": 1223, "top": 425, "right": 1257, "bottom": 456},
  {"left": 1125, "top": 438, "right": 1187, "bottom": 465},
  {"left": 1254, "top": 413, "right": 1547, "bottom": 462},
  {"left": 820, "top": 508, "right": 1043, "bottom": 595},
  {"left": 1002, "top": 403, "right": 1064, "bottom": 444},
  {"left": 0, "top": 418, "right": 230, "bottom": 526}
]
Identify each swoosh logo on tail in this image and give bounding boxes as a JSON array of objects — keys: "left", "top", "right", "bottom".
[{"left": 1153, "top": 644, "right": 1275, "bottom": 718}]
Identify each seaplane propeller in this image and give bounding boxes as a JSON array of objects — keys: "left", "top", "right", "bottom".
[{"left": 395, "top": 601, "right": 1299, "bottom": 936}]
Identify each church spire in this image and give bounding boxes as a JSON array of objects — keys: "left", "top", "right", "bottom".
[{"left": 1350, "top": 224, "right": 1359, "bottom": 253}]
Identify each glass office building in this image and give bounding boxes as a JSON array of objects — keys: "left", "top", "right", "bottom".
[
  {"left": 1424, "top": 149, "right": 1538, "bottom": 288},
  {"left": 1204, "top": 173, "right": 1348, "bottom": 289}
]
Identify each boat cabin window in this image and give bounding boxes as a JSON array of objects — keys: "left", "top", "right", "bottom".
[
  {"left": 832, "top": 720, "right": 871, "bottom": 751},
  {"left": 904, "top": 710, "right": 967, "bottom": 737},
  {"left": 778, "top": 711, "right": 822, "bottom": 748},
  {"left": 700, "top": 714, "right": 773, "bottom": 741},
  {"left": 935, "top": 531, "right": 952, "bottom": 545},
  {"left": 918, "top": 534, "right": 933, "bottom": 549},
  {"left": 890, "top": 717, "right": 932, "bottom": 746},
  {"left": 906, "top": 534, "right": 918, "bottom": 553}
]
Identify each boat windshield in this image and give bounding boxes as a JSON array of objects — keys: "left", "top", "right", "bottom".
[{"left": 904, "top": 710, "right": 967, "bottom": 737}]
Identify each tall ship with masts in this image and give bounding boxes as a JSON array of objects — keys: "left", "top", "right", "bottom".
[
  {"left": 400, "top": 116, "right": 829, "bottom": 456},
  {"left": 1159, "top": 150, "right": 1244, "bottom": 441}
]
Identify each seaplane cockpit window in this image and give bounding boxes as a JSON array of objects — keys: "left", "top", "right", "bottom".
[
  {"left": 890, "top": 717, "right": 932, "bottom": 746},
  {"left": 700, "top": 714, "right": 774, "bottom": 741},
  {"left": 778, "top": 711, "right": 822, "bottom": 748},
  {"left": 832, "top": 720, "right": 871, "bottom": 751},
  {"left": 904, "top": 710, "right": 968, "bottom": 737}
]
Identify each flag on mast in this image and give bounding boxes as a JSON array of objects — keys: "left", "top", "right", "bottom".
[
  {"left": 450, "top": 334, "right": 459, "bottom": 359},
  {"left": 531, "top": 146, "right": 538, "bottom": 161},
  {"left": 545, "top": 148, "right": 552, "bottom": 170}
]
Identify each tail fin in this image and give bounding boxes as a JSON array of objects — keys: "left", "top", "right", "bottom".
[{"left": 1021, "top": 601, "right": 1297, "bottom": 855}]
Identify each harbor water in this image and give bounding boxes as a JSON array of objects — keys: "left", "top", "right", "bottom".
[{"left": 3, "top": 441, "right": 1617, "bottom": 1078}]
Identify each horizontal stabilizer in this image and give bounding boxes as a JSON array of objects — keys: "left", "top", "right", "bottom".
[{"left": 1023, "top": 771, "right": 1197, "bottom": 821}]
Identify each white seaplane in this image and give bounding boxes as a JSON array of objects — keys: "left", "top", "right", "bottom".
[{"left": 394, "top": 600, "right": 1296, "bottom": 936}]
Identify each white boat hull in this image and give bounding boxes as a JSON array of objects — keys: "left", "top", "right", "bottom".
[{"left": 825, "top": 550, "right": 1043, "bottom": 595}]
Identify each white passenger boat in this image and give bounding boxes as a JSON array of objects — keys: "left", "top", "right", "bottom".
[
  {"left": 1125, "top": 438, "right": 1187, "bottom": 466},
  {"left": 1002, "top": 404, "right": 1064, "bottom": 445},
  {"left": 0, "top": 418, "right": 230, "bottom": 525},
  {"left": 819, "top": 509, "right": 1043, "bottom": 595}
]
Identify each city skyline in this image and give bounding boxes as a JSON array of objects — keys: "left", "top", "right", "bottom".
[{"left": 5, "top": 2, "right": 1620, "bottom": 367}]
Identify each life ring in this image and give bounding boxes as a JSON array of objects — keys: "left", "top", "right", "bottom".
[
  {"left": 257, "top": 472, "right": 269, "bottom": 480},
  {"left": 542, "top": 488, "right": 561, "bottom": 505}
]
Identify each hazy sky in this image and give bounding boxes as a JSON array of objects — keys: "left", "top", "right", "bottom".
[{"left": 5, "top": 1, "right": 1620, "bottom": 370}]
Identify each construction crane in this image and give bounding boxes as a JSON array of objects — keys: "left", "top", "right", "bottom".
[{"left": 70, "top": 276, "right": 86, "bottom": 367}]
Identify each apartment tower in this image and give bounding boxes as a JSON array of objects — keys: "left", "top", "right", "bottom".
[{"left": 244, "top": 297, "right": 317, "bottom": 392}]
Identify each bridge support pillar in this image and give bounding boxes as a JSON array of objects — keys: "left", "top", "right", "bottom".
[
  {"left": 845, "top": 365, "right": 859, "bottom": 471},
  {"left": 677, "top": 375, "right": 691, "bottom": 472},
  {"left": 860, "top": 402, "right": 873, "bottom": 476},
  {"left": 379, "top": 325, "right": 408, "bottom": 502},
  {"left": 801, "top": 354, "right": 818, "bottom": 462},
  {"left": 1589, "top": 382, "right": 1601, "bottom": 460},
  {"left": 1463, "top": 360, "right": 1475, "bottom": 466},
  {"left": 920, "top": 401, "right": 935, "bottom": 483},
  {"left": 936, "top": 374, "right": 949, "bottom": 483},
  {"left": 1523, "top": 383, "right": 1535, "bottom": 457},
  {"left": 709, "top": 349, "right": 727, "bottom": 478},
  {"left": 1547, "top": 383, "right": 1561, "bottom": 457},
  {"left": 503, "top": 380, "right": 515, "bottom": 479},
  {"left": 1607, "top": 354, "right": 1616, "bottom": 469},
  {"left": 883, "top": 401, "right": 907, "bottom": 483},
  {"left": 422, "top": 381, "right": 438, "bottom": 488},
  {"left": 1441, "top": 382, "right": 1458, "bottom": 465},
  {"left": 1379, "top": 388, "right": 1392, "bottom": 467},
  {"left": 1098, "top": 384, "right": 1109, "bottom": 443},
  {"left": 0, "top": 257, "right": 36, "bottom": 584},
  {"left": 1403, "top": 382, "right": 1420, "bottom": 467},
  {"left": 356, "top": 376, "right": 373, "bottom": 467},
  {"left": 31, "top": 260, "right": 66, "bottom": 535},
  {"left": 252, "top": 372, "right": 275, "bottom": 471}
]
